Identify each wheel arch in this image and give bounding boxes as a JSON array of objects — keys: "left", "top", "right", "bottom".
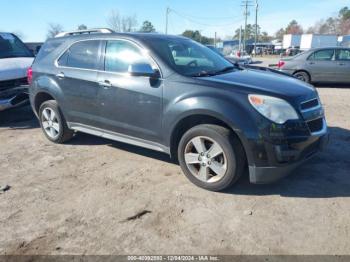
[
  {"left": 33, "top": 91, "right": 56, "bottom": 115},
  {"left": 169, "top": 113, "right": 249, "bottom": 164},
  {"left": 293, "top": 70, "right": 311, "bottom": 82}
]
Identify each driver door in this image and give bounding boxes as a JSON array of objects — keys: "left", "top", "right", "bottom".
[{"left": 97, "top": 39, "right": 163, "bottom": 143}]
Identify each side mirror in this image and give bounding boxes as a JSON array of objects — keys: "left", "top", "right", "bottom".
[{"left": 128, "top": 63, "right": 155, "bottom": 77}]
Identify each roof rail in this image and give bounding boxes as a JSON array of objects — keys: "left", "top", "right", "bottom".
[{"left": 55, "top": 28, "right": 114, "bottom": 38}]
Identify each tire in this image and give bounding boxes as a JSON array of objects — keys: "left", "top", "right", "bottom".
[
  {"left": 178, "top": 124, "right": 246, "bottom": 191},
  {"left": 293, "top": 71, "right": 310, "bottom": 83},
  {"left": 38, "top": 100, "right": 74, "bottom": 144}
]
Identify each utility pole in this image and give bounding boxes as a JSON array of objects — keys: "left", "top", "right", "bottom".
[
  {"left": 165, "top": 7, "right": 170, "bottom": 34},
  {"left": 254, "top": 0, "right": 259, "bottom": 57},
  {"left": 214, "top": 32, "right": 217, "bottom": 47},
  {"left": 239, "top": 26, "right": 242, "bottom": 52},
  {"left": 241, "top": 0, "right": 253, "bottom": 53}
]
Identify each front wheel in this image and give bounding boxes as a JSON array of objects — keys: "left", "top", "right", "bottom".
[{"left": 178, "top": 124, "right": 246, "bottom": 191}]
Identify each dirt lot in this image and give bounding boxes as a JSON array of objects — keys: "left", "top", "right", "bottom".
[{"left": 0, "top": 86, "right": 349, "bottom": 255}]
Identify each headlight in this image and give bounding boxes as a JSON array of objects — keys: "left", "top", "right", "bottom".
[{"left": 248, "top": 94, "right": 299, "bottom": 124}]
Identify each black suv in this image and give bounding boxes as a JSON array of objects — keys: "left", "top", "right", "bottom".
[{"left": 29, "top": 29, "right": 329, "bottom": 191}]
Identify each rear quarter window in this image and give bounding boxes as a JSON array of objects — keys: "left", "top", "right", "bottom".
[
  {"left": 57, "top": 40, "right": 101, "bottom": 70},
  {"left": 35, "top": 39, "right": 65, "bottom": 63}
]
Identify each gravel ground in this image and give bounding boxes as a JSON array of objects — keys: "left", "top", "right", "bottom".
[{"left": 0, "top": 86, "right": 349, "bottom": 255}]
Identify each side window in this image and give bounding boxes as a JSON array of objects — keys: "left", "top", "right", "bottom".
[
  {"left": 57, "top": 51, "right": 69, "bottom": 66},
  {"left": 309, "top": 49, "right": 334, "bottom": 61},
  {"left": 336, "top": 49, "right": 350, "bottom": 61},
  {"left": 104, "top": 40, "right": 149, "bottom": 73},
  {"left": 58, "top": 40, "right": 101, "bottom": 70}
]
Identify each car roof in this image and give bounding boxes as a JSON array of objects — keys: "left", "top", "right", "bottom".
[{"left": 308, "top": 47, "right": 348, "bottom": 51}]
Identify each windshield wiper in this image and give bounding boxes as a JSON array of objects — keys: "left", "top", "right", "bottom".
[
  {"left": 212, "top": 66, "right": 236, "bottom": 75},
  {"left": 191, "top": 66, "right": 236, "bottom": 78},
  {"left": 190, "top": 71, "right": 216, "bottom": 77}
]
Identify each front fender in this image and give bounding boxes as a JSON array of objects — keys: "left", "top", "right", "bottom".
[{"left": 163, "top": 93, "right": 260, "bottom": 166}]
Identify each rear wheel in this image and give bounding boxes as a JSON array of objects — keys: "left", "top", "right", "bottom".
[
  {"left": 178, "top": 124, "right": 246, "bottom": 191},
  {"left": 39, "top": 100, "right": 74, "bottom": 143},
  {"left": 293, "top": 71, "right": 310, "bottom": 83}
]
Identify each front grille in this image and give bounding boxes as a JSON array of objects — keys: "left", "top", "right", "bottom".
[
  {"left": 301, "top": 98, "right": 319, "bottom": 111},
  {"left": 307, "top": 118, "right": 324, "bottom": 133},
  {"left": 0, "top": 77, "right": 28, "bottom": 91}
]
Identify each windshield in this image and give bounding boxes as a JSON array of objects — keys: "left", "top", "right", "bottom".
[
  {"left": 144, "top": 37, "right": 235, "bottom": 77},
  {"left": 0, "top": 33, "right": 34, "bottom": 59}
]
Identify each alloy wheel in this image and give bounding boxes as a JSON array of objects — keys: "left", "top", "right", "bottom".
[
  {"left": 184, "top": 136, "right": 227, "bottom": 183},
  {"left": 41, "top": 107, "right": 60, "bottom": 139}
]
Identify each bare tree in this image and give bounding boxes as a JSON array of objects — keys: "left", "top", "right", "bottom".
[
  {"left": 47, "top": 23, "right": 64, "bottom": 39},
  {"left": 107, "top": 10, "right": 137, "bottom": 32},
  {"left": 107, "top": 10, "right": 122, "bottom": 32},
  {"left": 122, "top": 15, "right": 137, "bottom": 32}
]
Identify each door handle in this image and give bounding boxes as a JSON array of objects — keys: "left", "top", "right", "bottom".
[
  {"left": 309, "top": 62, "right": 315, "bottom": 65},
  {"left": 338, "top": 63, "right": 345, "bottom": 66},
  {"left": 56, "top": 72, "right": 65, "bottom": 78},
  {"left": 98, "top": 80, "right": 113, "bottom": 89}
]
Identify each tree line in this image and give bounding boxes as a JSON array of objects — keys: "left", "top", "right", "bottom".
[
  {"left": 46, "top": 6, "right": 350, "bottom": 42},
  {"left": 46, "top": 10, "right": 156, "bottom": 39},
  {"left": 274, "top": 6, "right": 350, "bottom": 41},
  {"left": 231, "top": 6, "right": 350, "bottom": 42}
]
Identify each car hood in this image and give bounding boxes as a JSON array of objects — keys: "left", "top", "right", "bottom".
[
  {"left": 0, "top": 57, "right": 34, "bottom": 81},
  {"left": 201, "top": 68, "right": 316, "bottom": 102}
]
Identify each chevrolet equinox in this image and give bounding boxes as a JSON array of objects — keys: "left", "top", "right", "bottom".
[{"left": 28, "top": 29, "right": 329, "bottom": 191}]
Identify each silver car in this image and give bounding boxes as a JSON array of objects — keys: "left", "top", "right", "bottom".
[{"left": 278, "top": 47, "right": 350, "bottom": 83}]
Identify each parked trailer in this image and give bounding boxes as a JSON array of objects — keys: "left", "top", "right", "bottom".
[
  {"left": 300, "top": 34, "right": 338, "bottom": 50},
  {"left": 282, "top": 34, "right": 301, "bottom": 49}
]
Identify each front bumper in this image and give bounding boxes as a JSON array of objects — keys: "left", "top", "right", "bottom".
[
  {"left": 249, "top": 130, "right": 329, "bottom": 184},
  {"left": 249, "top": 133, "right": 329, "bottom": 184},
  {"left": 0, "top": 86, "right": 29, "bottom": 111}
]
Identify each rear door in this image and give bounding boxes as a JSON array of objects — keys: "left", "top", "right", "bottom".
[
  {"left": 97, "top": 39, "right": 163, "bottom": 143},
  {"left": 335, "top": 49, "right": 350, "bottom": 82},
  {"left": 56, "top": 40, "right": 103, "bottom": 127},
  {"left": 306, "top": 49, "right": 337, "bottom": 82}
]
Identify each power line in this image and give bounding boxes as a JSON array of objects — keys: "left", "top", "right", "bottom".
[
  {"left": 170, "top": 8, "right": 244, "bottom": 28},
  {"left": 169, "top": 10, "right": 239, "bottom": 21}
]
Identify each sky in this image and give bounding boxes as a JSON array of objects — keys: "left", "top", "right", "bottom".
[{"left": 0, "top": 0, "right": 349, "bottom": 42}]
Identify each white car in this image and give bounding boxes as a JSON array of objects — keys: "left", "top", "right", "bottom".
[
  {"left": 226, "top": 51, "right": 252, "bottom": 65},
  {"left": 0, "top": 33, "right": 34, "bottom": 111}
]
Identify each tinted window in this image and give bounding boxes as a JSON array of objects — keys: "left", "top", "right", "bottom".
[
  {"left": 105, "top": 40, "right": 149, "bottom": 73},
  {"left": 310, "top": 49, "right": 334, "bottom": 61},
  {"left": 58, "top": 40, "right": 101, "bottom": 70},
  {"left": 0, "top": 33, "right": 33, "bottom": 59},
  {"left": 336, "top": 49, "right": 350, "bottom": 61},
  {"left": 36, "top": 39, "right": 64, "bottom": 62}
]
